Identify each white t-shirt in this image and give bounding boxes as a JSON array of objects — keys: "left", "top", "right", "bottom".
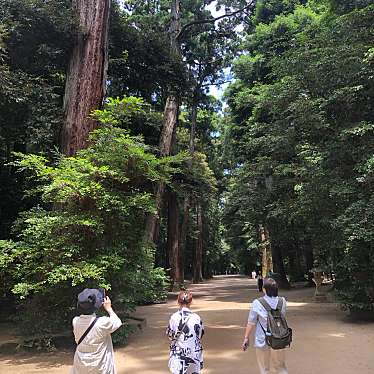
[
  {"left": 70, "top": 312, "right": 122, "bottom": 374},
  {"left": 247, "top": 295, "right": 287, "bottom": 349}
]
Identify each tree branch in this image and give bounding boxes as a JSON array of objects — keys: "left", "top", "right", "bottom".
[{"left": 176, "top": 0, "right": 256, "bottom": 40}]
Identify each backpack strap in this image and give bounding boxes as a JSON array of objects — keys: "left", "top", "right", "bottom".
[
  {"left": 258, "top": 297, "right": 272, "bottom": 312},
  {"left": 259, "top": 297, "right": 285, "bottom": 312},
  {"left": 276, "top": 297, "right": 284, "bottom": 312},
  {"left": 77, "top": 317, "right": 98, "bottom": 346},
  {"left": 257, "top": 297, "right": 272, "bottom": 334}
]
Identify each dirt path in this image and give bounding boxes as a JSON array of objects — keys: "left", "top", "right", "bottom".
[{"left": 1, "top": 275, "right": 373, "bottom": 373}]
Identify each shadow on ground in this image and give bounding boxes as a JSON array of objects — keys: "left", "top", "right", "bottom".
[{"left": 1, "top": 275, "right": 374, "bottom": 374}]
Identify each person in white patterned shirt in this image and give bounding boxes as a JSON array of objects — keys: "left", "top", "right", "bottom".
[{"left": 166, "top": 291, "right": 204, "bottom": 374}]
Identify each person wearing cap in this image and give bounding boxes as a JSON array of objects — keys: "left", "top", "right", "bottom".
[
  {"left": 70, "top": 289, "right": 122, "bottom": 374},
  {"left": 166, "top": 290, "right": 204, "bottom": 374}
]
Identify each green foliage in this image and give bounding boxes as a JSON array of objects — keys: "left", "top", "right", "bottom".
[
  {"left": 92, "top": 96, "right": 163, "bottom": 146},
  {"left": 0, "top": 0, "right": 246, "bottom": 335},
  {"left": 329, "top": 0, "right": 373, "bottom": 14},
  {"left": 334, "top": 199, "right": 374, "bottom": 312},
  {"left": 111, "top": 323, "right": 137, "bottom": 346},
  {"left": 224, "top": 1, "right": 374, "bottom": 310},
  {"left": 0, "top": 97, "right": 179, "bottom": 333},
  {"left": 108, "top": 0, "right": 187, "bottom": 105},
  {"left": 0, "top": 0, "right": 74, "bottom": 239},
  {"left": 177, "top": 152, "right": 217, "bottom": 198},
  {"left": 254, "top": 0, "right": 307, "bottom": 24}
]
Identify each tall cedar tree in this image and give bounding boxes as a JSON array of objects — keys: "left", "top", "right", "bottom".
[{"left": 61, "top": 0, "right": 110, "bottom": 155}]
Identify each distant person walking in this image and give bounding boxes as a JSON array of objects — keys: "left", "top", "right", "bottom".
[
  {"left": 257, "top": 274, "right": 264, "bottom": 292},
  {"left": 70, "top": 289, "right": 122, "bottom": 374},
  {"left": 252, "top": 270, "right": 257, "bottom": 279},
  {"left": 166, "top": 291, "right": 204, "bottom": 374},
  {"left": 242, "top": 278, "right": 291, "bottom": 374}
]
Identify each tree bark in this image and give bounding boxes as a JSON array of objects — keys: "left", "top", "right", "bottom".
[
  {"left": 144, "top": 0, "right": 181, "bottom": 244},
  {"left": 189, "top": 96, "right": 198, "bottom": 154},
  {"left": 169, "top": 0, "right": 181, "bottom": 56},
  {"left": 167, "top": 190, "right": 183, "bottom": 285},
  {"left": 179, "top": 195, "right": 190, "bottom": 276},
  {"left": 144, "top": 96, "right": 180, "bottom": 243},
  {"left": 61, "top": 0, "right": 110, "bottom": 156},
  {"left": 179, "top": 94, "right": 198, "bottom": 277},
  {"left": 259, "top": 225, "right": 273, "bottom": 277},
  {"left": 160, "top": 96, "right": 179, "bottom": 156},
  {"left": 190, "top": 97, "right": 204, "bottom": 283},
  {"left": 193, "top": 202, "right": 203, "bottom": 283}
]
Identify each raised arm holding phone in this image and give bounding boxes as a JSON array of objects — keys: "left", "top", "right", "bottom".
[{"left": 70, "top": 288, "right": 122, "bottom": 374}]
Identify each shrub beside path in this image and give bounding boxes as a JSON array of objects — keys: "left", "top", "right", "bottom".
[{"left": 0, "top": 275, "right": 373, "bottom": 373}]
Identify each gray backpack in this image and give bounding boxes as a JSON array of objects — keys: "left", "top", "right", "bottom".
[{"left": 258, "top": 297, "right": 292, "bottom": 350}]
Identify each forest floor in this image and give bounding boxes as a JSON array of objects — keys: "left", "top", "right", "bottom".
[{"left": 0, "top": 275, "right": 373, "bottom": 374}]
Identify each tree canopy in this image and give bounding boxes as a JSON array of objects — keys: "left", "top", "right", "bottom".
[{"left": 1, "top": 0, "right": 374, "bottom": 341}]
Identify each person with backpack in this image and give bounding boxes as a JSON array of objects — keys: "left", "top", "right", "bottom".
[
  {"left": 166, "top": 291, "right": 204, "bottom": 374},
  {"left": 70, "top": 289, "right": 122, "bottom": 374},
  {"left": 241, "top": 277, "right": 292, "bottom": 374}
]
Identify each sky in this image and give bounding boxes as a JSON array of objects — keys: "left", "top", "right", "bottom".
[{"left": 206, "top": 1, "right": 225, "bottom": 18}]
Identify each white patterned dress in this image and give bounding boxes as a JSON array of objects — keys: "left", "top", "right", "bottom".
[{"left": 166, "top": 307, "right": 204, "bottom": 374}]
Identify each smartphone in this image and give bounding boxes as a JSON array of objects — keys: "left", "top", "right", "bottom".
[{"left": 99, "top": 288, "right": 106, "bottom": 302}]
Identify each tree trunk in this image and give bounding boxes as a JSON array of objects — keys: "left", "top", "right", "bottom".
[
  {"left": 288, "top": 253, "right": 297, "bottom": 281},
  {"left": 303, "top": 240, "right": 314, "bottom": 271},
  {"left": 179, "top": 95, "right": 198, "bottom": 276},
  {"left": 169, "top": 0, "right": 181, "bottom": 56},
  {"left": 191, "top": 98, "right": 203, "bottom": 283},
  {"left": 179, "top": 195, "right": 190, "bottom": 276},
  {"left": 294, "top": 245, "right": 304, "bottom": 280},
  {"left": 259, "top": 225, "right": 273, "bottom": 277},
  {"left": 167, "top": 190, "right": 183, "bottom": 286},
  {"left": 193, "top": 202, "right": 203, "bottom": 283},
  {"left": 303, "top": 239, "right": 314, "bottom": 285},
  {"left": 144, "top": 96, "right": 180, "bottom": 243},
  {"left": 61, "top": 0, "right": 110, "bottom": 156},
  {"left": 160, "top": 96, "right": 179, "bottom": 156},
  {"left": 271, "top": 243, "right": 291, "bottom": 289},
  {"left": 189, "top": 96, "right": 198, "bottom": 153},
  {"left": 189, "top": 95, "right": 203, "bottom": 283},
  {"left": 143, "top": 0, "right": 181, "bottom": 244}
]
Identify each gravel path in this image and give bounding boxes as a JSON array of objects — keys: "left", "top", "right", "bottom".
[{"left": 1, "top": 275, "right": 373, "bottom": 373}]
